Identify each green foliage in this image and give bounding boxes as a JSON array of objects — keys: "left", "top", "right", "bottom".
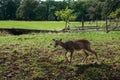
[
  {"left": 71, "top": 1, "right": 89, "bottom": 20},
  {"left": 55, "top": 7, "right": 76, "bottom": 27},
  {"left": 16, "top": 0, "right": 47, "bottom": 20},
  {"left": 0, "top": 0, "right": 18, "bottom": 20},
  {"left": 87, "top": 1, "right": 103, "bottom": 20},
  {"left": 109, "top": 8, "right": 120, "bottom": 18},
  {"left": 0, "top": 0, "right": 120, "bottom": 20},
  {"left": 102, "top": 0, "right": 120, "bottom": 18},
  {"left": 34, "top": 3, "right": 47, "bottom": 20},
  {"left": 55, "top": 7, "right": 76, "bottom": 21}
]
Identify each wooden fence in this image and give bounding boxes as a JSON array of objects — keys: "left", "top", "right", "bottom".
[
  {"left": 63, "top": 20, "right": 120, "bottom": 33},
  {"left": 105, "top": 19, "right": 120, "bottom": 33}
]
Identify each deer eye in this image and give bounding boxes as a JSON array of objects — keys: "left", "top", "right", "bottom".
[{"left": 55, "top": 42, "right": 58, "bottom": 45}]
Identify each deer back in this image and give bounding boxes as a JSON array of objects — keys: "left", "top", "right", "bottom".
[
  {"left": 64, "top": 39, "right": 90, "bottom": 51},
  {"left": 74, "top": 39, "right": 90, "bottom": 49}
]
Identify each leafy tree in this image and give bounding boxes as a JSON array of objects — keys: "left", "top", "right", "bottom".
[
  {"left": 87, "top": 3, "right": 96, "bottom": 20},
  {"left": 64, "top": 0, "right": 74, "bottom": 7},
  {"left": 34, "top": 3, "right": 47, "bottom": 20},
  {"left": 53, "top": 1, "right": 67, "bottom": 20},
  {"left": 55, "top": 7, "right": 76, "bottom": 27},
  {"left": 16, "top": 0, "right": 47, "bottom": 20},
  {"left": 109, "top": 8, "right": 120, "bottom": 18},
  {"left": 71, "top": 1, "right": 89, "bottom": 21},
  {"left": 0, "top": 0, "right": 3, "bottom": 19},
  {"left": 102, "top": 0, "right": 120, "bottom": 18},
  {"left": 0, "top": 3, "right": 2, "bottom": 19},
  {"left": 0, "top": 0, "right": 7, "bottom": 19},
  {"left": 16, "top": 0, "right": 38, "bottom": 20},
  {"left": 86, "top": 1, "right": 103, "bottom": 20},
  {"left": 46, "top": 0, "right": 56, "bottom": 20},
  {"left": 0, "top": 0, "right": 119, "bottom": 21},
  {"left": 42, "top": 0, "right": 67, "bottom": 20},
  {"left": 0, "top": 0, "right": 18, "bottom": 20},
  {"left": 6, "top": 0, "right": 17, "bottom": 19}
]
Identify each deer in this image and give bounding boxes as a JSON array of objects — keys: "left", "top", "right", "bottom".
[{"left": 53, "top": 39, "right": 99, "bottom": 63}]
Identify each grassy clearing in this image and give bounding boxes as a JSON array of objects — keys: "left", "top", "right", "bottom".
[
  {"left": 0, "top": 21, "right": 105, "bottom": 30},
  {"left": 0, "top": 31, "right": 120, "bottom": 79},
  {"left": 0, "top": 21, "right": 65, "bottom": 30}
]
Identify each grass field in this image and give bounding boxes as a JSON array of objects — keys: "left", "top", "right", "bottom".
[
  {"left": 0, "top": 21, "right": 105, "bottom": 30},
  {"left": 0, "top": 31, "right": 120, "bottom": 79}
]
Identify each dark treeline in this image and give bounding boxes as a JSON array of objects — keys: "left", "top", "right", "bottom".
[{"left": 0, "top": 0, "right": 120, "bottom": 21}]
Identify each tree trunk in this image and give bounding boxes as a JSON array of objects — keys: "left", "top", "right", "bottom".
[{"left": 82, "top": 16, "right": 84, "bottom": 30}]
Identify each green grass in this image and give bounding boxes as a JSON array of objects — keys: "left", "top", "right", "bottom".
[
  {"left": 0, "top": 21, "right": 105, "bottom": 30},
  {"left": 0, "top": 32, "right": 120, "bottom": 79},
  {"left": 0, "top": 21, "right": 65, "bottom": 30}
]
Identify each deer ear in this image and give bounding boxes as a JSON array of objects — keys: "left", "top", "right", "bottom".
[
  {"left": 52, "top": 39, "right": 55, "bottom": 41},
  {"left": 60, "top": 39, "right": 62, "bottom": 41}
]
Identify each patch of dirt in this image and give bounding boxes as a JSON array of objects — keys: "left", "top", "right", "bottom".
[{"left": 0, "top": 28, "right": 64, "bottom": 35}]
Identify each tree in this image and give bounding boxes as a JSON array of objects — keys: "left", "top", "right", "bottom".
[
  {"left": 46, "top": 0, "right": 56, "bottom": 20},
  {"left": 16, "top": 0, "right": 37, "bottom": 20},
  {"left": 55, "top": 7, "right": 76, "bottom": 27},
  {"left": 86, "top": 1, "right": 103, "bottom": 20},
  {"left": 45, "top": 1, "right": 67, "bottom": 20},
  {"left": 71, "top": 1, "right": 89, "bottom": 21},
  {"left": 34, "top": 3, "right": 47, "bottom": 20},
  {"left": 0, "top": 0, "right": 18, "bottom": 20},
  {"left": 16, "top": 0, "right": 47, "bottom": 20},
  {"left": 6, "top": 0, "right": 17, "bottom": 19},
  {"left": 102, "top": 0, "right": 120, "bottom": 18},
  {"left": 109, "top": 8, "right": 120, "bottom": 18}
]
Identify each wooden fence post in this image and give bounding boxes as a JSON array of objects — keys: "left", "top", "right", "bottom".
[
  {"left": 105, "top": 16, "right": 109, "bottom": 33},
  {"left": 82, "top": 16, "right": 84, "bottom": 30}
]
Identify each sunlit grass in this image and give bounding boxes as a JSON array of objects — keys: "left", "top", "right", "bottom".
[
  {"left": 0, "top": 21, "right": 105, "bottom": 30},
  {"left": 0, "top": 21, "right": 65, "bottom": 30}
]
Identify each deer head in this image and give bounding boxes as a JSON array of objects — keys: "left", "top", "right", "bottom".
[{"left": 53, "top": 39, "right": 62, "bottom": 48}]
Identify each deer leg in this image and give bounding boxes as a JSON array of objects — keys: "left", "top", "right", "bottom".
[
  {"left": 70, "top": 51, "right": 73, "bottom": 63},
  {"left": 82, "top": 49, "right": 89, "bottom": 63},
  {"left": 65, "top": 52, "right": 69, "bottom": 62},
  {"left": 86, "top": 47, "right": 99, "bottom": 62}
]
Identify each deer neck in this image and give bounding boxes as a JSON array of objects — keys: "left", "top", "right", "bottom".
[{"left": 59, "top": 42, "right": 65, "bottom": 48}]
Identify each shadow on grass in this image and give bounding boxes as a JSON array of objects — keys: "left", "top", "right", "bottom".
[
  {"left": 75, "top": 63, "right": 111, "bottom": 74},
  {"left": 74, "top": 63, "right": 120, "bottom": 80}
]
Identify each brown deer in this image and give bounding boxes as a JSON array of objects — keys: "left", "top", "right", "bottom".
[{"left": 53, "top": 39, "right": 99, "bottom": 63}]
